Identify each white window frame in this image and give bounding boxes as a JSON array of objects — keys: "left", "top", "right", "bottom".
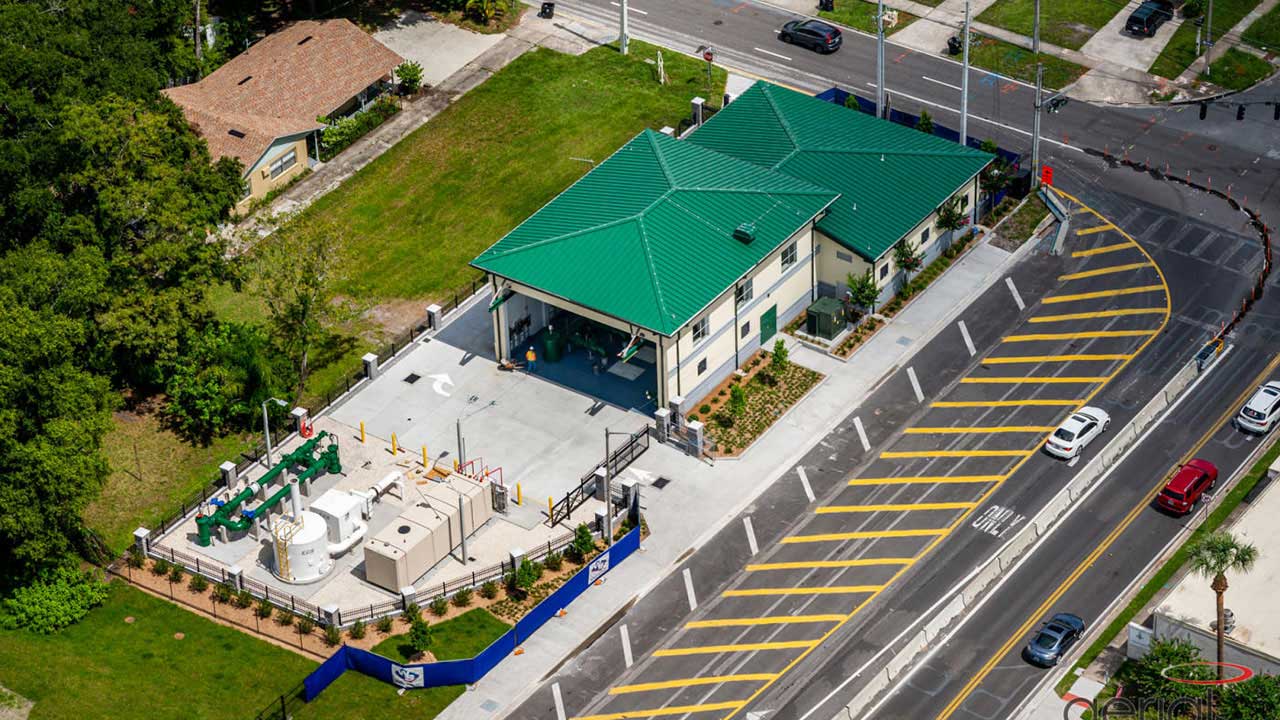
[
  {"left": 691, "top": 316, "right": 709, "bottom": 344},
  {"left": 735, "top": 279, "right": 754, "bottom": 307},
  {"left": 269, "top": 149, "right": 298, "bottom": 179},
  {"left": 781, "top": 242, "right": 798, "bottom": 269}
]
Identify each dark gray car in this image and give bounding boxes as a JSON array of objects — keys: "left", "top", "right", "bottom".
[
  {"left": 779, "top": 19, "right": 843, "bottom": 53},
  {"left": 1023, "top": 613, "right": 1086, "bottom": 666}
]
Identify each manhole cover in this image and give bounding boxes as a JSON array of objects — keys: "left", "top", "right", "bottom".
[
  {"left": 652, "top": 477, "right": 671, "bottom": 489},
  {"left": 404, "top": 373, "right": 421, "bottom": 384}
]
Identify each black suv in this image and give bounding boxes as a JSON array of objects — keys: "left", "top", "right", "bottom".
[
  {"left": 780, "top": 19, "right": 843, "bottom": 54},
  {"left": 1125, "top": 0, "right": 1173, "bottom": 37}
]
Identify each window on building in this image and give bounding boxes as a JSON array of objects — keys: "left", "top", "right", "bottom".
[
  {"left": 741, "top": 321, "right": 751, "bottom": 338},
  {"left": 240, "top": 182, "right": 252, "bottom": 201},
  {"left": 836, "top": 251, "right": 853, "bottom": 263},
  {"left": 921, "top": 227, "right": 931, "bottom": 246},
  {"left": 692, "top": 317, "right": 709, "bottom": 344},
  {"left": 961, "top": 194, "right": 970, "bottom": 210},
  {"left": 697, "top": 358, "right": 707, "bottom": 375},
  {"left": 781, "top": 242, "right": 798, "bottom": 269},
  {"left": 879, "top": 263, "right": 889, "bottom": 280},
  {"left": 735, "top": 279, "right": 754, "bottom": 307},
  {"left": 269, "top": 149, "right": 297, "bottom": 179}
]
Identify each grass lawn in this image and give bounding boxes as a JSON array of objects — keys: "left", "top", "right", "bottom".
[
  {"left": 372, "top": 608, "right": 511, "bottom": 663},
  {"left": 994, "top": 195, "right": 1050, "bottom": 250},
  {"left": 977, "top": 0, "right": 1124, "bottom": 50},
  {"left": 1151, "top": 0, "right": 1264, "bottom": 78},
  {"left": 1243, "top": 2, "right": 1280, "bottom": 49},
  {"left": 819, "top": 3, "right": 919, "bottom": 35},
  {"left": 965, "top": 35, "right": 1089, "bottom": 88},
  {"left": 1199, "top": 47, "right": 1277, "bottom": 89}
]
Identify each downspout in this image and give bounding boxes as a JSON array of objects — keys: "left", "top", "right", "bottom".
[
  {"left": 733, "top": 295, "right": 740, "bottom": 367},
  {"left": 810, "top": 223, "right": 817, "bottom": 300},
  {"left": 674, "top": 329, "right": 682, "bottom": 396}
]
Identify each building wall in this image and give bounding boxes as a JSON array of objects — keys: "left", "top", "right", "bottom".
[
  {"left": 1154, "top": 612, "right": 1280, "bottom": 677},
  {"left": 236, "top": 134, "right": 310, "bottom": 211}
]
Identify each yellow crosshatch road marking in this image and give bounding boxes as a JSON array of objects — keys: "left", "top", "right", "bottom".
[
  {"left": 1003, "top": 330, "right": 1156, "bottom": 342},
  {"left": 653, "top": 640, "right": 816, "bottom": 657},
  {"left": 723, "top": 585, "right": 884, "bottom": 597},
  {"left": 880, "top": 449, "right": 1032, "bottom": 459},
  {"left": 1042, "top": 285, "right": 1164, "bottom": 303},
  {"left": 609, "top": 675, "right": 780, "bottom": 695},
  {"left": 1072, "top": 241, "right": 1135, "bottom": 257},
  {"left": 685, "top": 615, "right": 846, "bottom": 628},
  {"left": 1075, "top": 224, "right": 1115, "bottom": 236},
  {"left": 745, "top": 559, "right": 915, "bottom": 571},
  {"left": 983, "top": 354, "right": 1132, "bottom": 364},
  {"left": 848, "top": 475, "right": 1004, "bottom": 484},
  {"left": 904, "top": 426, "right": 1057, "bottom": 434},
  {"left": 572, "top": 700, "right": 747, "bottom": 720},
  {"left": 931, "top": 399, "right": 1081, "bottom": 408},
  {"left": 782, "top": 528, "right": 950, "bottom": 543},
  {"left": 1058, "top": 262, "right": 1153, "bottom": 281},
  {"left": 1029, "top": 308, "right": 1165, "bottom": 323},
  {"left": 959, "top": 376, "right": 1109, "bottom": 384},
  {"left": 817, "top": 502, "right": 976, "bottom": 513}
]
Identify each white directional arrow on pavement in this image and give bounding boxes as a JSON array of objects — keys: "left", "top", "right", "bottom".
[{"left": 428, "top": 373, "right": 454, "bottom": 397}]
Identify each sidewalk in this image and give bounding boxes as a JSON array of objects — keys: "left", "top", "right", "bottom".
[{"left": 434, "top": 232, "right": 1038, "bottom": 720}]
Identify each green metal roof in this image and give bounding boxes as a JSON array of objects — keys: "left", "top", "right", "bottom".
[
  {"left": 471, "top": 129, "right": 839, "bottom": 336},
  {"left": 685, "top": 82, "right": 993, "bottom": 261}
]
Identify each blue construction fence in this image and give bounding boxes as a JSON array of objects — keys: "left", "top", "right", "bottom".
[{"left": 303, "top": 525, "right": 643, "bottom": 700}]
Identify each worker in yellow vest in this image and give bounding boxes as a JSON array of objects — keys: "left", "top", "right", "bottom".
[{"left": 525, "top": 346, "right": 538, "bottom": 373}]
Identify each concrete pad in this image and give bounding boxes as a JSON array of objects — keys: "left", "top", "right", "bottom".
[
  {"left": 891, "top": 17, "right": 959, "bottom": 56},
  {"left": 375, "top": 11, "right": 505, "bottom": 87},
  {"left": 1070, "top": 63, "right": 1167, "bottom": 103},
  {"left": 1079, "top": 0, "right": 1182, "bottom": 73}
]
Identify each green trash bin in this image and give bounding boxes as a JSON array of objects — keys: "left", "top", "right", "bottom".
[{"left": 543, "top": 330, "right": 564, "bottom": 363}]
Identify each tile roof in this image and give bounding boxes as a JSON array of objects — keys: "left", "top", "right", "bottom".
[
  {"left": 472, "top": 130, "right": 840, "bottom": 336},
  {"left": 685, "top": 82, "right": 993, "bottom": 261},
  {"left": 163, "top": 19, "right": 403, "bottom": 170}
]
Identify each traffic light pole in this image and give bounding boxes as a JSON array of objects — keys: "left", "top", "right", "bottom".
[
  {"left": 620, "top": 0, "right": 629, "bottom": 55},
  {"left": 876, "top": 0, "right": 886, "bottom": 117},
  {"left": 1032, "top": 63, "right": 1043, "bottom": 189},
  {"left": 960, "top": 0, "right": 971, "bottom": 144}
]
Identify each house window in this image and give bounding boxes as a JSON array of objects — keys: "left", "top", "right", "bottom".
[
  {"left": 240, "top": 182, "right": 252, "bottom": 201},
  {"left": 741, "top": 321, "right": 751, "bottom": 338},
  {"left": 921, "top": 227, "right": 931, "bottom": 246},
  {"left": 781, "top": 242, "right": 798, "bottom": 269},
  {"left": 879, "top": 263, "right": 889, "bottom": 280},
  {"left": 961, "top": 195, "right": 970, "bottom": 210},
  {"left": 269, "top": 149, "right": 297, "bottom": 179},
  {"left": 735, "top": 279, "right": 754, "bottom": 307},
  {"left": 697, "top": 358, "right": 707, "bottom": 375},
  {"left": 692, "top": 317, "right": 709, "bottom": 344}
]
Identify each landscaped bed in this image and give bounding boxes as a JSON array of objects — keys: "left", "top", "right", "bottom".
[
  {"left": 819, "top": 2, "right": 920, "bottom": 35},
  {"left": 962, "top": 35, "right": 1089, "bottom": 89},
  {"left": 977, "top": 0, "right": 1124, "bottom": 50},
  {"left": 990, "top": 195, "right": 1050, "bottom": 252},
  {"left": 1151, "top": 0, "right": 1264, "bottom": 79},
  {"left": 690, "top": 346, "right": 824, "bottom": 457},
  {"left": 1198, "top": 47, "right": 1276, "bottom": 90}
]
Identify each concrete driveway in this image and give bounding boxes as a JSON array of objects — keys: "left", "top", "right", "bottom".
[
  {"left": 375, "top": 10, "right": 506, "bottom": 87},
  {"left": 1081, "top": 0, "right": 1182, "bottom": 72}
]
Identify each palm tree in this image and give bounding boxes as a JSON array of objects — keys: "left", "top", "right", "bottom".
[{"left": 1186, "top": 531, "right": 1258, "bottom": 680}]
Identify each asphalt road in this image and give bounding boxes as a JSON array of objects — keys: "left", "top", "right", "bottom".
[{"left": 544, "top": 0, "right": 1280, "bottom": 217}]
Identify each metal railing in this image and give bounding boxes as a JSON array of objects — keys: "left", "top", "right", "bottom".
[{"left": 548, "top": 426, "right": 649, "bottom": 526}]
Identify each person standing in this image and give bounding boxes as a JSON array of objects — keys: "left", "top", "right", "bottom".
[{"left": 525, "top": 346, "right": 538, "bottom": 373}]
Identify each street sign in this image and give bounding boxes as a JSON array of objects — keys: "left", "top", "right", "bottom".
[
  {"left": 1041, "top": 165, "right": 1054, "bottom": 186},
  {"left": 702, "top": 48, "right": 714, "bottom": 62}
]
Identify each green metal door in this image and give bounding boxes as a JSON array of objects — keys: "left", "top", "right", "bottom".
[{"left": 761, "top": 305, "right": 777, "bottom": 345}]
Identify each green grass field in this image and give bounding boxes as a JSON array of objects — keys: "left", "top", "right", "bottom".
[
  {"left": 977, "top": 0, "right": 1124, "bottom": 50},
  {"left": 965, "top": 36, "right": 1089, "bottom": 88},
  {"left": 1243, "top": 2, "right": 1280, "bottom": 49},
  {"left": 373, "top": 608, "right": 511, "bottom": 663},
  {"left": 1151, "top": 0, "right": 1264, "bottom": 78},
  {"left": 1199, "top": 47, "right": 1276, "bottom": 90},
  {"left": 819, "top": 3, "right": 919, "bottom": 35}
]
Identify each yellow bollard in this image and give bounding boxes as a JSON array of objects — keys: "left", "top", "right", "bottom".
[
  {"left": 360, "top": 421, "right": 366, "bottom": 444},
  {"left": 548, "top": 496, "right": 554, "bottom": 518},
  {"left": 516, "top": 483, "right": 522, "bottom": 506},
  {"left": 422, "top": 445, "right": 429, "bottom": 468},
  {"left": 391, "top": 433, "right": 399, "bottom": 454}
]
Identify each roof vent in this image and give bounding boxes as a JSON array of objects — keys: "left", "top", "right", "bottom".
[
  {"left": 297, "top": 35, "right": 313, "bottom": 45},
  {"left": 733, "top": 222, "right": 756, "bottom": 244},
  {"left": 228, "top": 129, "right": 246, "bottom": 138},
  {"left": 237, "top": 75, "right": 253, "bottom": 85}
]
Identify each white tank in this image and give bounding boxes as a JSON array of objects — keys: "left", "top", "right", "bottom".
[{"left": 272, "top": 511, "right": 333, "bottom": 584}]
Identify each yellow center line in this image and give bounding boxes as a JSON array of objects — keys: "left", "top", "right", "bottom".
[
  {"left": 1029, "top": 308, "right": 1166, "bottom": 323},
  {"left": 1074, "top": 224, "right": 1115, "bottom": 236},
  {"left": 880, "top": 449, "right": 1032, "bottom": 459},
  {"left": 982, "top": 354, "right": 1132, "bottom": 364},
  {"left": 745, "top": 559, "right": 915, "bottom": 571},
  {"left": 931, "top": 399, "right": 1082, "bottom": 408},
  {"left": 904, "top": 426, "right": 1057, "bottom": 434},
  {"left": 1042, "top": 285, "right": 1165, "bottom": 303},
  {"left": 1071, "top": 241, "right": 1136, "bottom": 257},
  {"left": 723, "top": 585, "right": 884, "bottom": 597},
  {"left": 610, "top": 675, "right": 780, "bottom": 695},
  {"left": 1003, "top": 330, "right": 1156, "bottom": 342},
  {"left": 1058, "top": 262, "right": 1152, "bottom": 281},
  {"left": 817, "top": 502, "right": 976, "bottom": 513},
  {"left": 782, "top": 528, "right": 950, "bottom": 543},
  {"left": 848, "top": 475, "right": 1004, "bottom": 484},
  {"left": 572, "top": 700, "right": 747, "bottom": 720},
  {"left": 653, "top": 640, "right": 816, "bottom": 657},
  {"left": 959, "top": 376, "right": 1109, "bottom": 384},
  {"left": 685, "top": 615, "right": 846, "bottom": 628}
]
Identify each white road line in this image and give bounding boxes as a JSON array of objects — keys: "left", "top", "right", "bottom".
[
  {"left": 744, "top": 516, "right": 760, "bottom": 555},
  {"left": 907, "top": 367, "right": 925, "bottom": 403},
  {"left": 865, "top": 82, "right": 1081, "bottom": 151},
  {"left": 608, "top": 1, "right": 648, "bottom": 13},
  {"left": 922, "top": 75, "right": 962, "bottom": 91},
  {"left": 754, "top": 46, "right": 792, "bottom": 61},
  {"left": 1006, "top": 277, "right": 1026, "bottom": 311},
  {"left": 798, "top": 466, "right": 816, "bottom": 502},
  {"left": 552, "top": 683, "right": 567, "bottom": 720},
  {"left": 683, "top": 567, "right": 698, "bottom": 612},
  {"left": 1068, "top": 455, "right": 1080, "bottom": 467},
  {"left": 620, "top": 624, "right": 634, "bottom": 668},
  {"left": 958, "top": 320, "right": 977, "bottom": 357},
  {"left": 853, "top": 416, "right": 871, "bottom": 452}
]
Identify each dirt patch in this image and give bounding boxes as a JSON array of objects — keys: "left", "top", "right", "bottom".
[
  {"left": 364, "top": 297, "right": 429, "bottom": 338},
  {"left": 0, "top": 685, "right": 32, "bottom": 720}
]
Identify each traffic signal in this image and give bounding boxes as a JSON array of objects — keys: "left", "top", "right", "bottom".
[
  {"left": 1237, "top": 105, "right": 1246, "bottom": 121},
  {"left": 1274, "top": 102, "right": 1279, "bottom": 121},
  {"left": 1199, "top": 102, "right": 1207, "bottom": 120}
]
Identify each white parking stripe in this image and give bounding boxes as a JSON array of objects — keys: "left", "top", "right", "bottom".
[
  {"left": 798, "top": 466, "right": 816, "bottom": 502},
  {"left": 754, "top": 47, "right": 793, "bottom": 61},
  {"left": 853, "top": 416, "right": 871, "bottom": 452},
  {"left": 922, "top": 75, "right": 962, "bottom": 91},
  {"left": 959, "top": 320, "right": 977, "bottom": 357},
  {"left": 683, "top": 568, "right": 698, "bottom": 612},
  {"left": 608, "top": 1, "right": 648, "bottom": 13},
  {"left": 907, "top": 367, "right": 925, "bottom": 403},
  {"left": 744, "top": 516, "right": 759, "bottom": 555},
  {"left": 1006, "top": 277, "right": 1026, "bottom": 311},
  {"left": 552, "top": 683, "right": 567, "bottom": 720},
  {"left": 620, "top": 624, "right": 634, "bottom": 668}
]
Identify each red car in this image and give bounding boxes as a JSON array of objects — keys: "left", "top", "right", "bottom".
[{"left": 1156, "top": 459, "right": 1218, "bottom": 515}]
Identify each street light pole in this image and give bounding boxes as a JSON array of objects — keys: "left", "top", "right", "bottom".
[
  {"left": 1204, "top": 0, "right": 1215, "bottom": 75},
  {"left": 261, "top": 397, "right": 287, "bottom": 467},
  {"left": 1032, "top": 63, "right": 1044, "bottom": 189},
  {"left": 960, "top": 0, "right": 971, "bottom": 144},
  {"left": 876, "top": 0, "right": 887, "bottom": 117},
  {"left": 619, "top": 0, "right": 629, "bottom": 55},
  {"left": 604, "top": 429, "right": 613, "bottom": 547}
]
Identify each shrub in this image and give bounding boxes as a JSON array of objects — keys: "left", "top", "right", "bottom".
[
  {"left": 687, "top": 414, "right": 699, "bottom": 423},
  {"left": 211, "top": 582, "right": 233, "bottom": 604},
  {"left": 452, "top": 587, "right": 473, "bottom": 607},
  {"left": 234, "top": 590, "right": 254, "bottom": 609},
  {"left": 276, "top": 611, "right": 294, "bottom": 626},
  {"left": 349, "top": 619, "right": 366, "bottom": 640},
  {"left": 718, "top": 389, "right": 726, "bottom": 397},
  {"left": 402, "top": 602, "right": 421, "bottom": 624},
  {"left": 699, "top": 403, "right": 712, "bottom": 415},
  {"left": 479, "top": 580, "right": 499, "bottom": 599},
  {"left": 407, "top": 617, "right": 432, "bottom": 654},
  {"left": 915, "top": 109, "right": 934, "bottom": 134},
  {"left": 150, "top": 558, "right": 170, "bottom": 576},
  {"left": 396, "top": 60, "right": 424, "bottom": 94},
  {"left": 297, "top": 615, "right": 315, "bottom": 635},
  {"left": 323, "top": 624, "right": 342, "bottom": 646},
  {"left": 571, "top": 523, "right": 596, "bottom": 560},
  {"left": 256, "top": 599, "right": 273, "bottom": 619},
  {"left": 167, "top": 565, "right": 184, "bottom": 584},
  {"left": 715, "top": 412, "right": 735, "bottom": 429},
  {"left": 544, "top": 551, "right": 563, "bottom": 572},
  {"left": 375, "top": 616, "right": 393, "bottom": 634},
  {"left": 513, "top": 559, "right": 541, "bottom": 598},
  {"left": 188, "top": 574, "right": 208, "bottom": 593},
  {"left": 429, "top": 595, "right": 449, "bottom": 616},
  {"left": 0, "top": 567, "right": 110, "bottom": 634},
  {"left": 728, "top": 385, "right": 746, "bottom": 415},
  {"left": 770, "top": 339, "right": 790, "bottom": 371},
  {"left": 125, "top": 547, "right": 145, "bottom": 569},
  {"left": 318, "top": 97, "right": 400, "bottom": 160}
]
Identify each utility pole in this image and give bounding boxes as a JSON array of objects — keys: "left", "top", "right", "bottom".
[
  {"left": 619, "top": 0, "right": 629, "bottom": 55},
  {"left": 1032, "top": 63, "right": 1044, "bottom": 189},
  {"left": 603, "top": 429, "right": 613, "bottom": 547},
  {"left": 194, "top": 0, "right": 202, "bottom": 63},
  {"left": 1204, "top": 0, "right": 1215, "bottom": 75},
  {"left": 960, "top": 0, "right": 971, "bottom": 144},
  {"left": 876, "top": 0, "right": 887, "bottom": 117}
]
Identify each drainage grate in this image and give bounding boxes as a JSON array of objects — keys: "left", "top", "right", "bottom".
[
  {"left": 403, "top": 373, "right": 421, "bottom": 384},
  {"left": 652, "top": 477, "right": 671, "bottom": 489}
]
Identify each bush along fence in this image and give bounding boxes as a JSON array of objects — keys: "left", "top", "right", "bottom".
[
  {"left": 303, "top": 526, "right": 643, "bottom": 702},
  {"left": 318, "top": 95, "right": 401, "bottom": 161}
]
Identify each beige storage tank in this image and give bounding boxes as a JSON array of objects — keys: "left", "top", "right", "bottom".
[
  {"left": 363, "top": 517, "right": 432, "bottom": 591},
  {"left": 401, "top": 504, "right": 452, "bottom": 569},
  {"left": 362, "top": 538, "right": 409, "bottom": 592},
  {"left": 418, "top": 486, "right": 464, "bottom": 546},
  {"left": 445, "top": 474, "right": 494, "bottom": 531}
]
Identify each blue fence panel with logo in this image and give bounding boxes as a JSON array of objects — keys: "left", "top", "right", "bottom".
[{"left": 300, "top": 526, "right": 643, "bottom": 701}]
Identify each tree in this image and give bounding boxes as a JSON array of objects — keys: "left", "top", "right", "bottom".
[
  {"left": 916, "top": 109, "right": 934, "bottom": 134},
  {"left": 467, "top": 0, "right": 498, "bottom": 22},
  {"left": 978, "top": 139, "right": 1012, "bottom": 197},
  {"left": 1121, "top": 638, "right": 1210, "bottom": 704},
  {"left": 936, "top": 197, "right": 966, "bottom": 234},
  {"left": 728, "top": 385, "right": 747, "bottom": 416},
  {"left": 1221, "top": 674, "right": 1280, "bottom": 720},
  {"left": 770, "top": 339, "right": 789, "bottom": 372},
  {"left": 164, "top": 322, "right": 280, "bottom": 443},
  {"left": 407, "top": 617, "right": 432, "bottom": 656},
  {"left": 1187, "top": 531, "right": 1258, "bottom": 680},
  {"left": 846, "top": 269, "right": 879, "bottom": 314},
  {"left": 893, "top": 237, "right": 924, "bottom": 290},
  {"left": 396, "top": 61, "right": 424, "bottom": 94}
]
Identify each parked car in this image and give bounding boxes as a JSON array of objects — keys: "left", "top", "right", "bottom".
[
  {"left": 1237, "top": 381, "right": 1280, "bottom": 434},
  {"left": 1024, "top": 613, "right": 1086, "bottom": 666},
  {"left": 1125, "top": 0, "right": 1174, "bottom": 37},
  {"left": 779, "top": 19, "right": 843, "bottom": 54},
  {"left": 1156, "top": 459, "right": 1218, "bottom": 515},
  {"left": 1044, "top": 407, "right": 1111, "bottom": 460}
]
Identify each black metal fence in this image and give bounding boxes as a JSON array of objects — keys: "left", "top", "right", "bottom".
[
  {"left": 548, "top": 427, "right": 650, "bottom": 526},
  {"left": 250, "top": 682, "right": 307, "bottom": 720}
]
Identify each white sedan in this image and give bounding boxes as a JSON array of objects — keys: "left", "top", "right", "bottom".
[{"left": 1044, "top": 407, "right": 1111, "bottom": 460}]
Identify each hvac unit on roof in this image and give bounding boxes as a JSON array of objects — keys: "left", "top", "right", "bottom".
[{"left": 733, "top": 222, "right": 756, "bottom": 244}]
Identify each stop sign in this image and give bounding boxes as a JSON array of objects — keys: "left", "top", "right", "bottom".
[{"left": 703, "top": 48, "right": 714, "bottom": 62}]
